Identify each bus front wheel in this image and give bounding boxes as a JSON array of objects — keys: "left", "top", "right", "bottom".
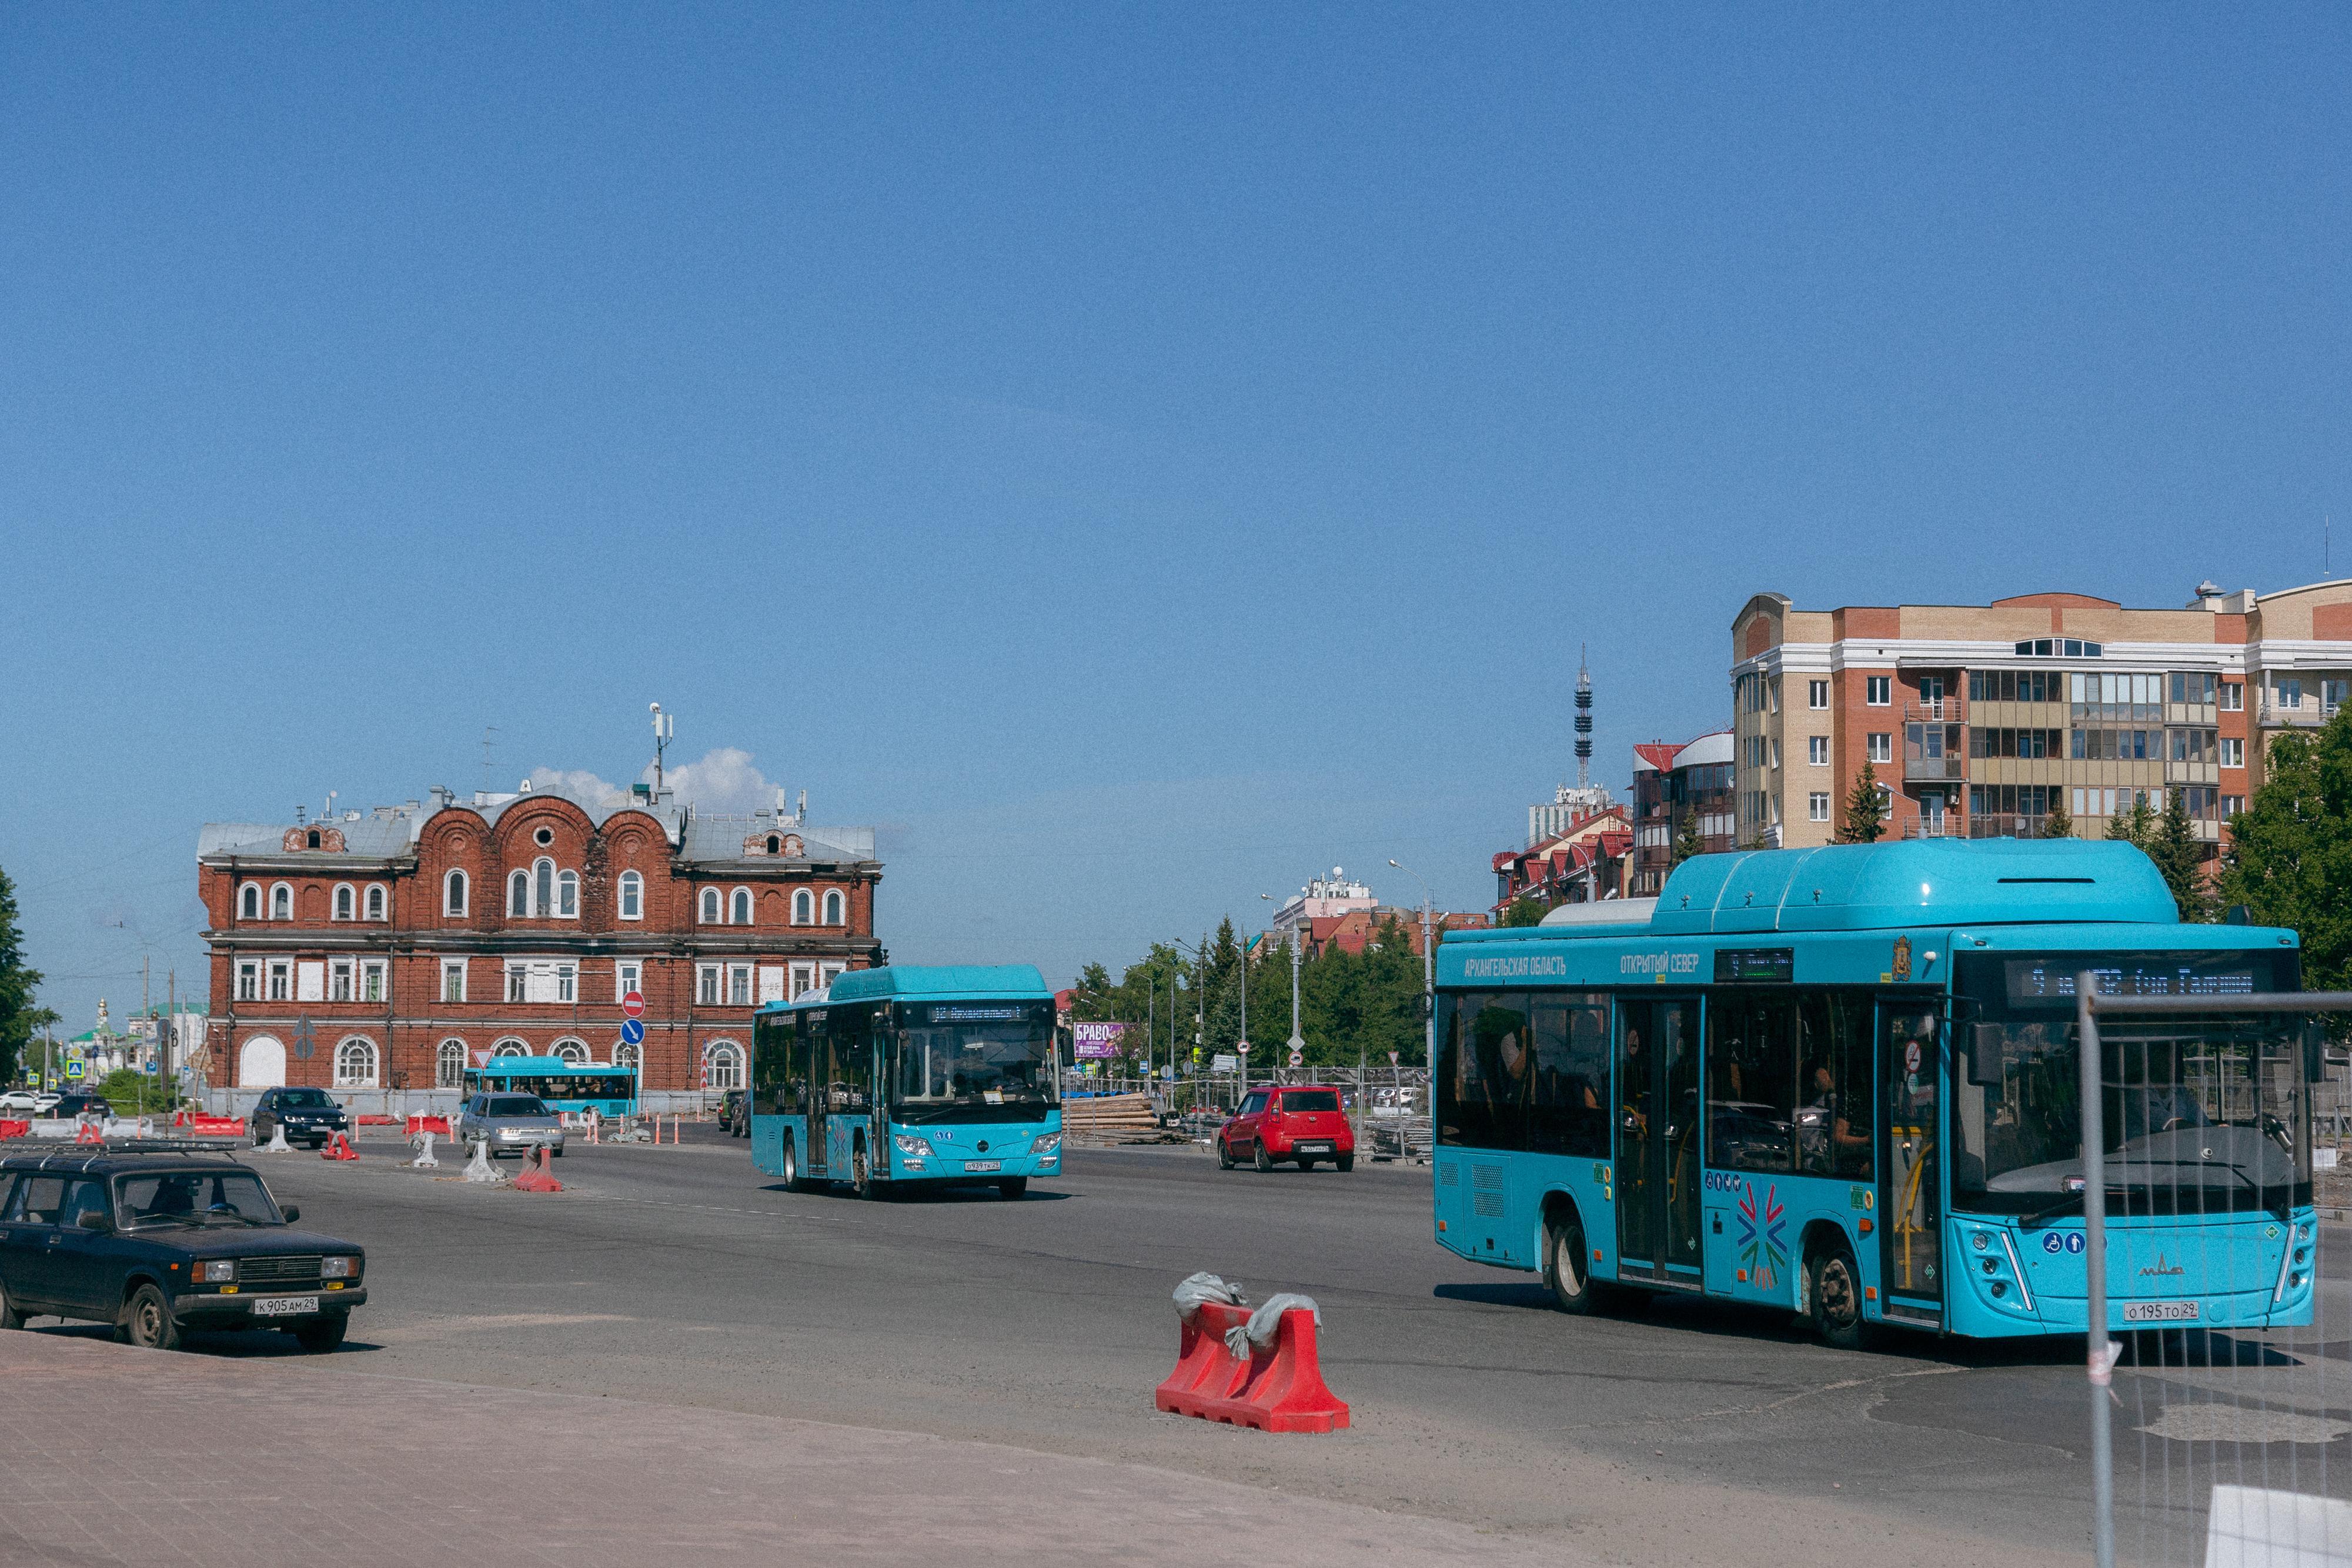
[
  {"left": 851, "top": 1141, "right": 874, "bottom": 1200},
  {"left": 1806, "top": 1242, "right": 1867, "bottom": 1350},
  {"left": 998, "top": 1178, "right": 1027, "bottom": 1201},
  {"left": 1546, "top": 1213, "right": 1599, "bottom": 1315}
]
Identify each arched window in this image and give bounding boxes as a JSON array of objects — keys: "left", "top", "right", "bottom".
[
  {"left": 334, "top": 885, "right": 355, "bottom": 921},
  {"left": 730, "top": 888, "right": 752, "bottom": 925},
  {"left": 700, "top": 888, "right": 721, "bottom": 924},
  {"left": 492, "top": 1038, "right": 528, "bottom": 1058},
  {"left": 333, "top": 1037, "right": 379, "bottom": 1088},
  {"left": 615, "top": 1042, "right": 640, "bottom": 1072},
  {"left": 619, "top": 871, "right": 642, "bottom": 921},
  {"left": 436, "top": 1039, "right": 467, "bottom": 1088},
  {"left": 703, "top": 1039, "right": 744, "bottom": 1091},
  {"left": 791, "top": 889, "right": 814, "bottom": 925},
  {"left": 509, "top": 871, "right": 529, "bottom": 917},
  {"left": 766, "top": 834, "right": 781, "bottom": 855},
  {"left": 823, "top": 889, "right": 845, "bottom": 926},
  {"left": 552, "top": 1038, "right": 589, "bottom": 1064},
  {"left": 557, "top": 871, "right": 579, "bottom": 918},
  {"left": 240, "top": 884, "right": 260, "bottom": 920},
  {"left": 445, "top": 869, "right": 469, "bottom": 917},
  {"left": 270, "top": 883, "right": 292, "bottom": 920},
  {"left": 306, "top": 829, "right": 322, "bottom": 850},
  {"left": 366, "top": 885, "right": 386, "bottom": 920},
  {"left": 535, "top": 859, "right": 554, "bottom": 916}
]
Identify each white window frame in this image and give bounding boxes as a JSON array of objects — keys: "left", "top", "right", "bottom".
[
  {"left": 616, "top": 1042, "right": 641, "bottom": 1071},
  {"left": 534, "top": 858, "right": 556, "bottom": 917},
  {"left": 1809, "top": 792, "right": 1831, "bottom": 823},
  {"left": 507, "top": 964, "right": 529, "bottom": 1004},
  {"left": 236, "top": 961, "right": 260, "bottom": 1002},
  {"left": 1809, "top": 735, "right": 1829, "bottom": 766},
  {"left": 365, "top": 885, "right": 386, "bottom": 921},
  {"left": 1768, "top": 739, "right": 1780, "bottom": 771},
  {"left": 702, "top": 1039, "right": 744, "bottom": 1091},
  {"left": 509, "top": 870, "right": 530, "bottom": 918},
  {"left": 442, "top": 959, "right": 467, "bottom": 1004},
  {"left": 557, "top": 870, "right": 579, "bottom": 919},
  {"left": 333, "top": 1037, "right": 379, "bottom": 1088},
  {"left": 436, "top": 1039, "right": 467, "bottom": 1088},
  {"left": 445, "top": 868, "right": 469, "bottom": 917},
  {"left": 2219, "top": 735, "right": 2244, "bottom": 768},
  {"left": 240, "top": 884, "right": 260, "bottom": 920},
  {"left": 333, "top": 884, "right": 356, "bottom": 921},
  {"left": 330, "top": 959, "right": 355, "bottom": 1002},
  {"left": 552, "top": 1038, "right": 589, "bottom": 1065},
  {"left": 558, "top": 963, "right": 576, "bottom": 1004},
  {"left": 818, "top": 961, "right": 847, "bottom": 988},
  {"left": 697, "top": 964, "right": 722, "bottom": 1006},
  {"left": 1809, "top": 679, "right": 1829, "bottom": 710},
  {"left": 730, "top": 887, "right": 753, "bottom": 926},
  {"left": 791, "top": 889, "right": 814, "bottom": 926},
  {"left": 267, "top": 961, "right": 292, "bottom": 1001},
  {"left": 727, "top": 964, "right": 753, "bottom": 1007},
  {"left": 614, "top": 961, "right": 643, "bottom": 1002},
  {"left": 492, "top": 1038, "right": 528, "bottom": 1059},
  {"left": 1866, "top": 676, "right": 1892, "bottom": 707},
  {"left": 2220, "top": 681, "right": 2244, "bottom": 711},
  {"left": 1867, "top": 732, "right": 1893, "bottom": 764},
  {"left": 700, "top": 888, "right": 721, "bottom": 925},
  {"left": 361, "top": 960, "right": 386, "bottom": 1004},
  {"left": 789, "top": 961, "right": 817, "bottom": 999},
  {"left": 618, "top": 871, "right": 643, "bottom": 921},
  {"left": 823, "top": 889, "right": 845, "bottom": 926},
  {"left": 270, "top": 882, "right": 293, "bottom": 920}
]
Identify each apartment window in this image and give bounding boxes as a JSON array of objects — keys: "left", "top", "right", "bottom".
[
  {"left": 509, "top": 871, "right": 529, "bottom": 917},
  {"left": 704, "top": 1041, "right": 745, "bottom": 1091},
  {"left": 330, "top": 960, "right": 354, "bottom": 1002},
  {"left": 2222, "top": 794, "right": 2245, "bottom": 819},
  {"left": 557, "top": 871, "right": 578, "bottom": 918},
  {"left": 508, "top": 965, "right": 528, "bottom": 1003},
  {"left": 2014, "top": 638, "right": 2103, "bottom": 658},
  {"left": 730, "top": 888, "right": 753, "bottom": 925},
  {"left": 700, "top": 888, "right": 721, "bottom": 924},
  {"left": 2167, "top": 728, "right": 2218, "bottom": 763},
  {"left": 1867, "top": 732, "right": 1892, "bottom": 764},
  {"left": 436, "top": 1039, "right": 466, "bottom": 1088},
  {"left": 236, "top": 961, "right": 260, "bottom": 1001},
  {"left": 2169, "top": 671, "right": 2217, "bottom": 706},
  {"left": 789, "top": 962, "right": 817, "bottom": 999},
  {"left": 239, "top": 884, "right": 260, "bottom": 920},
  {"left": 2280, "top": 678, "right": 2303, "bottom": 710},
  {"left": 618, "top": 871, "right": 642, "bottom": 921},
  {"left": 268, "top": 961, "right": 291, "bottom": 1001},
  {"left": 335, "top": 885, "right": 355, "bottom": 921},
  {"left": 362, "top": 961, "right": 386, "bottom": 1004},
  {"left": 1768, "top": 740, "right": 1781, "bottom": 771},
  {"left": 819, "top": 962, "right": 847, "bottom": 988},
  {"left": 366, "top": 885, "right": 386, "bottom": 921},
  {"left": 1767, "top": 677, "right": 1780, "bottom": 714},
  {"left": 616, "top": 1042, "right": 641, "bottom": 1072},
  {"left": 2220, "top": 681, "right": 2243, "bottom": 711},
  {"left": 535, "top": 859, "right": 554, "bottom": 915},
  {"left": 1970, "top": 670, "right": 2059, "bottom": 704},
  {"left": 1866, "top": 677, "right": 1891, "bottom": 706},
  {"left": 1808, "top": 680, "right": 1829, "bottom": 710},
  {"left": 2219, "top": 736, "right": 2244, "bottom": 768},
  {"left": 616, "top": 961, "right": 642, "bottom": 1001},
  {"left": 445, "top": 869, "right": 468, "bottom": 917},
  {"left": 697, "top": 964, "right": 722, "bottom": 1006},
  {"left": 2328, "top": 680, "right": 2351, "bottom": 714},
  {"left": 271, "top": 884, "right": 292, "bottom": 920},
  {"left": 1809, "top": 793, "right": 1830, "bottom": 823},
  {"left": 793, "top": 889, "right": 814, "bottom": 925},
  {"left": 553, "top": 1038, "right": 589, "bottom": 1065},
  {"left": 1808, "top": 735, "right": 1829, "bottom": 765},
  {"left": 823, "top": 889, "right": 846, "bottom": 925},
  {"left": 557, "top": 964, "right": 575, "bottom": 1004},
  {"left": 441, "top": 959, "right": 467, "bottom": 1004},
  {"left": 728, "top": 964, "right": 753, "bottom": 1006}
]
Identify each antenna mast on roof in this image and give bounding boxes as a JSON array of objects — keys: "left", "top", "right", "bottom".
[
  {"left": 650, "top": 703, "right": 674, "bottom": 794},
  {"left": 480, "top": 727, "right": 498, "bottom": 794},
  {"left": 1573, "top": 645, "right": 1593, "bottom": 790}
]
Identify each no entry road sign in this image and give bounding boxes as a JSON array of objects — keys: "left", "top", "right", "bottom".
[{"left": 622, "top": 991, "right": 644, "bottom": 1019}]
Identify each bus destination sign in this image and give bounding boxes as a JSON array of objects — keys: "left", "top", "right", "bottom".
[
  {"left": 930, "top": 1005, "right": 1029, "bottom": 1023},
  {"left": 1713, "top": 947, "right": 1794, "bottom": 984}
]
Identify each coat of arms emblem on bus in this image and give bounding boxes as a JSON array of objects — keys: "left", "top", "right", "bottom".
[
  {"left": 1736, "top": 1181, "right": 1789, "bottom": 1290},
  {"left": 1890, "top": 935, "right": 1912, "bottom": 982}
]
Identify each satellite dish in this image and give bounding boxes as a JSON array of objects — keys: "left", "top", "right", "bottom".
[{"left": 1331, "top": 865, "right": 1343, "bottom": 879}]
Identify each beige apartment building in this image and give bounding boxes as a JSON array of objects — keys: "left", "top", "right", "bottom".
[{"left": 1728, "top": 579, "right": 2352, "bottom": 853}]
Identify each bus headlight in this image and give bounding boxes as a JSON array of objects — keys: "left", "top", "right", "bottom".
[
  {"left": 1030, "top": 1132, "right": 1061, "bottom": 1156},
  {"left": 893, "top": 1134, "right": 934, "bottom": 1158}
]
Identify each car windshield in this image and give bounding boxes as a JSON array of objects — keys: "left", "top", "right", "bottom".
[
  {"left": 278, "top": 1089, "right": 334, "bottom": 1108},
  {"left": 1283, "top": 1091, "right": 1340, "bottom": 1114},
  {"left": 888, "top": 1011, "right": 1057, "bottom": 1125},
  {"left": 117, "top": 1171, "right": 282, "bottom": 1228},
  {"left": 485, "top": 1096, "right": 551, "bottom": 1117},
  {"left": 1953, "top": 952, "right": 2310, "bottom": 1215}
]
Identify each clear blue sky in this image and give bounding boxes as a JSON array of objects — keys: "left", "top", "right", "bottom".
[{"left": 3, "top": 6, "right": 2346, "bottom": 1030}]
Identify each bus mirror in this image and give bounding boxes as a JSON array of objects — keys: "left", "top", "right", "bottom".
[
  {"left": 2306, "top": 1022, "right": 2327, "bottom": 1086},
  {"left": 1967, "top": 1024, "right": 2005, "bottom": 1087}
]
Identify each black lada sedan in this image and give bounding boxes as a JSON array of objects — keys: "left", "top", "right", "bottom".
[{"left": 0, "top": 1149, "right": 366, "bottom": 1352}]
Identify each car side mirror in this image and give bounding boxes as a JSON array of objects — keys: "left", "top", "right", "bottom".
[
  {"left": 280, "top": 1205, "right": 299, "bottom": 1224},
  {"left": 76, "top": 1211, "right": 112, "bottom": 1233}
]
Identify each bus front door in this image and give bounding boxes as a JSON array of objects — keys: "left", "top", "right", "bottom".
[
  {"left": 1879, "top": 1000, "right": 1943, "bottom": 1324},
  {"left": 1616, "top": 997, "right": 1702, "bottom": 1290}
]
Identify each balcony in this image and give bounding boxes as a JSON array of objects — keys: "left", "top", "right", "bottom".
[
  {"left": 1968, "top": 814, "right": 2049, "bottom": 840},
  {"left": 2261, "top": 701, "right": 2340, "bottom": 729},
  {"left": 1903, "top": 717, "right": 1965, "bottom": 783},
  {"left": 1903, "top": 697, "right": 1966, "bottom": 723},
  {"left": 1901, "top": 817, "right": 1965, "bottom": 840}
]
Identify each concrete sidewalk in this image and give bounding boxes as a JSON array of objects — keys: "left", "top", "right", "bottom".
[{"left": 0, "top": 1329, "right": 1581, "bottom": 1568}]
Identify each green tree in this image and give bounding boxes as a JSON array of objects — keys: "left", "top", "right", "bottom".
[
  {"left": 1671, "top": 810, "right": 1705, "bottom": 865},
  {"left": 2105, "top": 791, "right": 2157, "bottom": 848},
  {"left": 2219, "top": 713, "right": 2352, "bottom": 989},
  {"left": 2042, "top": 795, "right": 2073, "bottom": 838},
  {"left": 2149, "top": 789, "right": 2211, "bottom": 923},
  {"left": 0, "top": 868, "right": 39, "bottom": 1088},
  {"left": 1501, "top": 897, "right": 1548, "bottom": 928},
  {"left": 1839, "top": 761, "right": 1887, "bottom": 844}
]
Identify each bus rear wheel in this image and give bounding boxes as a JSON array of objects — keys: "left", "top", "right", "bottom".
[
  {"left": 1806, "top": 1242, "right": 1867, "bottom": 1350},
  {"left": 851, "top": 1142, "right": 874, "bottom": 1200}
]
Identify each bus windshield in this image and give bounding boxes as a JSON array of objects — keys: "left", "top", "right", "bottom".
[
  {"left": 890, "top": 1015, "right": 1056, "bottom": 1124},
  {"left": 1952, "top": 952, "right": 2309, "bottom": 1215}
]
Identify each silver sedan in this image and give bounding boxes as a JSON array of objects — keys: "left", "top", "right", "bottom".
[{"left": 455, "top": 1094, "right": 567, "bottom": 1157}]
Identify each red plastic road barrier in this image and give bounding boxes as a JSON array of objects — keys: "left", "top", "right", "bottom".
[
  {"left": 1154, "top": 1302, "right": 1349, "bottom": 1434},
  {"left": 0, "top": 1120, "right": 26, "bottom": 1140},
  {"left": 172, "top": 1109, "right": 190, "bottom": 1128},
  {"left": 74, "top": 1121, "right": 104, "bottom": 1146},
  {"left": 186, "top": 1115, "right": 245, "bottom": 1138},
  {"left": 321, "top": 1131, "right": 359, "bottom": 1161},
  {"left": 356, "top": 1115, "right": 397, "bottom": 1126},
  {"left": 512, "top": 1145, "right": 563, "bottom": 1193},
  {"left": 405, "top": 1115, "right": 452, "bottom": 1138}
]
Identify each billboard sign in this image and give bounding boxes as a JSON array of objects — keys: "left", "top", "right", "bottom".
[{"left": 1072, "top": 1022, "right": 1128, "bottom": 1060}]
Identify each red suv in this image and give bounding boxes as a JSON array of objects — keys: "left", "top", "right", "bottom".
[{"left": 1217, "top": 1086, "right": 1354, "bottom": 1173}]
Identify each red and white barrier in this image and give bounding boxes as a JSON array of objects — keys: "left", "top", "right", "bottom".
[{"left": 512, "top": 1144, "right": 563, "bottom": 1193}]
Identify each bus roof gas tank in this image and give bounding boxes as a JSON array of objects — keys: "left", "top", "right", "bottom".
[
  {"left": 1649, "top": 840, "right": 2177, "bottom": 936},
  {"left": 822, "top": 965, "right": 1053, "bottom": 1003}
]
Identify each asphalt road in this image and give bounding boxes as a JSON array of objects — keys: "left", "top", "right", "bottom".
[{"left": 41, "top": 1132, "right": 2349, "bottom": 1564}]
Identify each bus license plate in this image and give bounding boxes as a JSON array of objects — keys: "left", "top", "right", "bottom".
[
  {"left": 252, "top": 1296, "right": 319, "bottom": 1317},
  {"left": 963, "top": 1160, "right": 1001, "bottom": 1174},
  {"left": 2122, "top": 1301, "right": 2199, "bottom": 1324}
]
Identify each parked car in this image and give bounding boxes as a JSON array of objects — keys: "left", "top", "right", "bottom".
[
  {"left": 0, "top": 1148, "right": 365, "bottom": 1351},
  {"left": 719, "top": 1089, "right": 748, "bottom": 1138},
  {"left": 46, "top": 1093, "right": 113, "bottom": 1123},
  {"left": 455, "top": 1093, "right": 566, "bottom": 1157},
  {"left": 249, "top": 1087, "right": 352, "bottom": 1151},
  {"left": 1217, "top": 1086, "right": 1355, "bottom": 1172},
  {"left": 0, "top": 1091, "right": 61, "bottom": 1116}
]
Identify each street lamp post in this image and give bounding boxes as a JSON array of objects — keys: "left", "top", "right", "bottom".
[{"left": 1389, "top": 860, "right": 1436, "bottom": 1071}]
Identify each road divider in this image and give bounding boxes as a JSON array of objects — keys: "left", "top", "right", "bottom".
[
  {"left": 462, "top": 1137, "right": 502, "bottom": 1184},
  {"left": 513, "top": 1144, "right": 563, "bottom": 1193},
  {"left": 321, "top": 1131, "right": 359, "bottom": 1161},
  {"left": 405, "top": 1115, "right": 452, "bottom": 1139},
  {"left": 1154, "top": 1272, "right": 1349, "bottom": 1435},
  {"left": 0, "top": 1119, "right": 26, "bottom": 1140},
  {"left": 408, "top": 1130, "right": 440, "bottom": 1169}
]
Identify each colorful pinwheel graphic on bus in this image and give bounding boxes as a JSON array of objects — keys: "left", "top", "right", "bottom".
[{"left": 1736, "top": 1181, "right": 1789, "bottom": 1292}]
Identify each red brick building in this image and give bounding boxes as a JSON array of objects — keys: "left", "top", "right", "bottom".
[{"left": 197, "top": 784, "right": 883, "bottom": 1101}]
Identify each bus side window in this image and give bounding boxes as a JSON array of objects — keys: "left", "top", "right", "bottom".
[{"left": 1798, "top": 991, "right": 1874, "bottom": 1179}]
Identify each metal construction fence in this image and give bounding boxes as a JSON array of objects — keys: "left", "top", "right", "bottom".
[
  {"left": 2076, "top": 985, "right": 2351, "bottom": 1568},
  {"left": 1057, "top": 1068, "right": 1431, "bottom": 1159}
]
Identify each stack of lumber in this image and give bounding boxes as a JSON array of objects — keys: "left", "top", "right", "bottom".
[{"left": 1060, "top": 1093, "right": 1165, "bottom": 1142}]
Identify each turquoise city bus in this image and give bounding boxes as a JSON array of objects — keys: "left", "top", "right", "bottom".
[
  {"left": 463, "top": 1058, "right": 638, "bottom": 1117},
  {"left": 750, "top": 965, "right": 1063, "bottom": 1199},
  {"left": 1432, "top": 838, "right": 2318, "bottom": 1345}
]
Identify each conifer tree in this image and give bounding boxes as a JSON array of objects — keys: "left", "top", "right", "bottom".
[{"left": 1839, "top": 761, "right": 1887, "bottom": 844}]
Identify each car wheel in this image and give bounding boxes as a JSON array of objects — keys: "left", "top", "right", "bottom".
[
  {"left": 122, "top": 1283, "right": 182, "bottom": 1352},
  {"left": 1336, "top": 1154, "right": 1354, "bottom": 1172},
  {"left": 1252, "top": 1142, "right": 1272, "bottom": 1174},
  {"left": 552, "top": 1146, "right": 564, "bottom": 1158},
  {"left": 1807, "top": 1242, "right": 1867, "bottom": 1350},
  {"left": 252, "top": 1124, "right": 267, "bottom": 1148},
  {"left": 0, "top": 1279, "right": 24, "bottom": 1331},
  {"left": 291, "top": 1315, "right": 348, "bottom": 1353},
  {"left": 1217, "top": 1138, "right": 1235, "bottom": 1171},
  {"left": 998, "top": 1178, "right": 1028, "bottom": 1201},
  {"left": 1545, "top": 1212, "right": 1600, "bottom": 1315}
]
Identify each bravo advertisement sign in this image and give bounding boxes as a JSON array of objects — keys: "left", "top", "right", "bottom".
[{"left": 1072, "top": 1022, "right": 1130, "bottom": 1059}]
